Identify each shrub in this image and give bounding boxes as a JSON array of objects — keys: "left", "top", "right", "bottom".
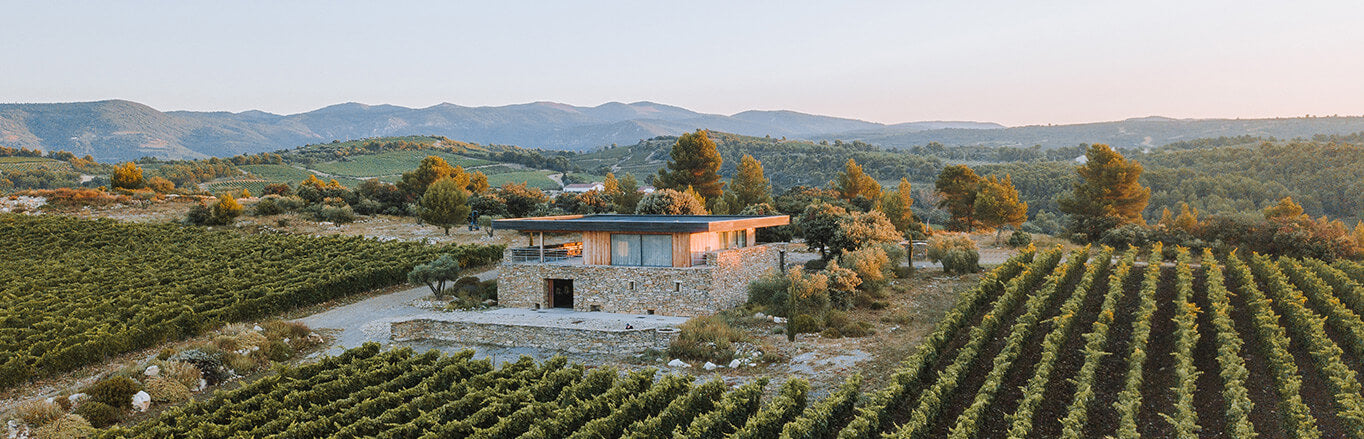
[
  {"left": 1007, "top": 230, "right": 1032, "bottom": 248},
  {"left": 158, "top": 361, "right": 202, "bottom": 390},
  {"left": 15, "top": 399, "right": 65, "bottom": 428},
  {"left": 839, "top": 246, "right": 891, "bottom": 291},
  {"left": 926, "top": 233, "right": 980, "bottom": 274},
  {"left": 790, "top": 314, "right": 824, "bottom": 334},
  {"left": 144, "top": 376, "right": 192, "bottom": 404},
  {"left": 803, "top": 259, "right": 827, "bottom": 270},
  {"left": 313, "top": 204, "right": 357, "bottom": 224},
  {"left": 823, "top": 261, "right": 862, "bottom": 310},
  {"left": 262, "top": 320, "right": 312, "bottom": 341},
  {"left": 264, "top": 340, "right": 294, "bottom": 361},
  {"left": 1099, "top": 223, "right": 1156, "bottom": 249},
  {"left": 252, "top": 196, "right": 284, "bottom": 216},
  {"left": 72, "top": 401, "right": 121, "bottom": 428},
  {"left": 84, "top": 376, "right": 140, "bottom": 409},
  {"left": 32, "top": 414, "right": 93, "bottom": 438},
  {"left": 226, "top": 353, "right": 263, "bottom": 375},
  {"left": 668, "top": 315, "right": 744, "bottom": 363},
  {"left": 747, "top": 271, "right": 792, "bottom": 316},
  {"left": 635, "top": 189, "right": 707, "bottom": 215},
  {"left": 167, "top": 349, "right": 227, "bottom": 384}
]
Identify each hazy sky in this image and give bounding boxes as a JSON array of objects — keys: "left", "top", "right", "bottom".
[{"left": 5, "top": 0, "right": 1363, "bottom": 126}]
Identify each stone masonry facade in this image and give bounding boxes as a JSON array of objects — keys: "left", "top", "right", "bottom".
[{"left": 498, "top": 244, "right": 783, "bottom": 317}]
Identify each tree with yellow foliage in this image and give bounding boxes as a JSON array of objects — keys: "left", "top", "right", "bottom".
[{"left": 111, "top": 162, "right": 144, "bottom": 190}]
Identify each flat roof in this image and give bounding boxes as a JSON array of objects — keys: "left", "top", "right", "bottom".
[{"left": 493, "top": 214, "right": 790, "bottom": 233}]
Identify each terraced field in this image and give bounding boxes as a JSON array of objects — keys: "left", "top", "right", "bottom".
[{"left": 0, "top": 157, "right": 75, "bottom": 173}]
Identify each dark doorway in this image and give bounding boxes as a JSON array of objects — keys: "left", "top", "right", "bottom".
[{"left": 547, "top": 278, "right": 574, "bottom": 309}]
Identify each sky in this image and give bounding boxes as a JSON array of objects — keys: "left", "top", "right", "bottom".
[{"left": 4, "top": 0, "right": 1363, "bottom": 126}]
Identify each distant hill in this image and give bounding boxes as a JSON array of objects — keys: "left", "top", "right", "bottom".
[
  {"left": 833, "top": 116, "right": 1364, "bottom": 150},
  {"left": 4, "top": 99, "right": 1364, "bottom": 161}
]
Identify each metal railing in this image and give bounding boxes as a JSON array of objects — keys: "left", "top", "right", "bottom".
[{"left": 509, "top": 242, "right": 583, "bottom": 263}]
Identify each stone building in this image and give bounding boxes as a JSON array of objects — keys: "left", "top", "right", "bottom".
[{"left": 493, "top": 214, "right": 791, "bottom": 317}]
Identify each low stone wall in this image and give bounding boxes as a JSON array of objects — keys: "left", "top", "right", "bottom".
[{"left": 391, "top": 318, "right": 678, "bottom": 354}]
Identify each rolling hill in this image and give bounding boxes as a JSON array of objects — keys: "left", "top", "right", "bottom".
[{"left": 5, "top": 99, "right": 1364, "bottom": 162}]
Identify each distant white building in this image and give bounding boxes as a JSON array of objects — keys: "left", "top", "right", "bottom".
[
  {"left": 563, "top": 182, "right": 605, "bottom": 193},
  {"left": 638, "top": 185, "right": 657, "bottom": 194}
]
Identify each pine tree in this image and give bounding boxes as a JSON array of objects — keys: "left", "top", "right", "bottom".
[
  {"left": 935, "top": 165, "right": 983, "bottom": 231},
  {"left": 725, "top": 154, "right": 773, "bottom": 211},
  {"left": 111, "top": 162, "right": 144, "bottom": 190},
  {"left": 974, "top": 174, "right": 1028, "bottom": 243},
  {"left": 880, "top": 178, "right": 927, "bottom": 238},
  {"left": 832, "top": 158, "right": 881, "bottom": 203},
  {"left": 1264, "top": 196, "right": 1305, "bottom": 219},
  {"left": 613, "top": 174, "right": 643, "bottom": 214},
  {"left": 1058, "top": 144, "right": 1150, "bottom": 240},
  {"left": 420, "top": 177, "right": 471, "bottom": 235},
  {"left": 655, "top": 130, "right": 724, "bottom": 204}
]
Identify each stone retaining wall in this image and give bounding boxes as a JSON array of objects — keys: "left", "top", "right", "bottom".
[{"left": 391, "top": 318, "right": 678, "bottom": 354}]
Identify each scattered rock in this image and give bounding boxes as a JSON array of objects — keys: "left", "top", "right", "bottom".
[
  {"left": 703, "top": 362, "right": 718, "bottom": 371},
  {"left": 132, "top": 391, "right": 151, "bottom": 412},
  {"left": 667, "top": 359, "right": 689, "bottom": 368},
  {"left": 197, "top": 378, "right": 208, "bottom": 392},
  {"left": 67, "top": 393, "right": 87, "bottom": 409},
  {"left": 144, "top": 365, "right": 160, "bottom": 377},
  {"left": 253, "top": 325, "right": 264, "bottom": 332},
  {"left": 728, "top": 359, "right": 741, "bottom": 369},
  {"left": 772, "top": 316, "right": 786, "bottom": 324},
  {"left": 753, "top": 312, "right": 766, "bottom": 319}
]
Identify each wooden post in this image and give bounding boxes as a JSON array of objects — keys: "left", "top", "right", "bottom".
[
  {"left": 539, "top": 232, "right": 545, "bottom": 263},
  {"left": 904, "top": 242, "right": 914, "bottom": 274},
  {"left": 778, "top": 249, "right": 786, "bottom": 272}
]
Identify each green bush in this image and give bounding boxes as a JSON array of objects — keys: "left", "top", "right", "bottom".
[
  {"left": 84, "top": 376, "right": 141, "bottom": 409},
  {"left": 927, "top": 234, "right": 980, "bottom": 274},
  {"left": 789, "top": 314, "right": 823, "bottom": 334},
  {"left": 1007, "top": 230, "right": 1032, "bottom": 248},
  {"left": 802, "top": 259, "right": 827, "bottom": 270},
  {"left": 746, "top": 272, "right": 791, "bottom": 316},
  {"left": 313, "top": 205, "right": 357, "bottom": 224},
  {"left": 668, "top": 315, "right": 743, "bottom": 363},
  {"left": 252, "top": 196, "right": 284, "bottom": 216},
  {"left": 73, "top": 401, "right": 122, "bottom": 428},
  {"left": 167, "top": 349, "right": 227, "bottom": 385}
]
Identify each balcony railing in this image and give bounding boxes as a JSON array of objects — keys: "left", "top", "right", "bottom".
[{"left": 509, "top": 242, "right": 583, "bottom": 263}]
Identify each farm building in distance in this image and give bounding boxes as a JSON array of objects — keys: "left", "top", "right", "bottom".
[{"left": 492, "top": 214, "right": 790, "bottom": 317}]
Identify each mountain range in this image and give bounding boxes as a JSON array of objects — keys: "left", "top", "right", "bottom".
[{"left": 2, "top": 99, "right": 1363, "bottom": 162}]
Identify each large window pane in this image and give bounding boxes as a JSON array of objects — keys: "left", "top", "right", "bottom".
[
  {"left": 641, "top": 234, "right": 673, "bottom": 266},
  {"left": 611, "top": 234, "right": 640, "bottom": 266}
]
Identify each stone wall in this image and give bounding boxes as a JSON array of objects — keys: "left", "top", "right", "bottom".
[
  {"left": 498, "top": 244, "right": 784, "bottom": 317},
  {"left": 392, "top": 319, "right": 677, "bottom": 354}
]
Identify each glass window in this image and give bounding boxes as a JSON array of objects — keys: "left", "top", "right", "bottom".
[
  {"left": 641, "top": 234, "right": 673, "bottom": 266},
  {"left": 610, "top": 234, "right": 673, "bottom": 266},
  {"left": 611, "top": 233, "right": 640, "bottom": 266},
  {"left": 735, "top": 230, "right": 747, "bottom": 248}
]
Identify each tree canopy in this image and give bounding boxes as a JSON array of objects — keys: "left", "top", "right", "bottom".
[
  {"left": 655, "top": 130, "right": 724, "bottom": 204},
  {"left": 832, "top": 158, "right": 881, "bottom": 203},
  {"left": 1059, "top": 144, "right": 1150, "bottom": 240},
  {"left": 420, "top": 177, "right": 471, "bottom": 235},
  {"left": 634, "top": 188, "right": 707, "bottom": 215},
  {"left": 935, "top": 165, "right": 983, "bottom": 231},
  {"left": 973, "top": 174, "right": 1028, "bottom": 236},
  {"left": 111, "top": 162, "right": 144, "bottom": 190}
]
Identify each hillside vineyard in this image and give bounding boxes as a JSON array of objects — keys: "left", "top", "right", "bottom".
[
  {"left": 0, "top": 214, "right": 503, "bottom": 390},
  {"left": 98, "top": 246, "right": 1364, "bottom": 437}
]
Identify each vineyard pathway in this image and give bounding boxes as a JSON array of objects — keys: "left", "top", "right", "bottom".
[{"left": 294, "top": 267, "right": 500, "bottom": 356}]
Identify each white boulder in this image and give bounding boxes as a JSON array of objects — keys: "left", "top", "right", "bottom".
[
  {"left": 703, "top": 362, "right": 718, "bottom": 371},
  {"left": 667, "top": 359, "right": 690, "bottom": 368},
  {"left": 772, "top": 316, "right": 786, "bottom": 324},
  {"left": 67, "top": 393, "right": 87, "bottom": 408},
  {"left": 144, "top": 365, "right": 160, "bottom": 377},
  {"left": 728, "top": 359, "right": 742, "bottom": 369},
  {"left": 132, "top": 391, "right": 151, "bottom": 412}
]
